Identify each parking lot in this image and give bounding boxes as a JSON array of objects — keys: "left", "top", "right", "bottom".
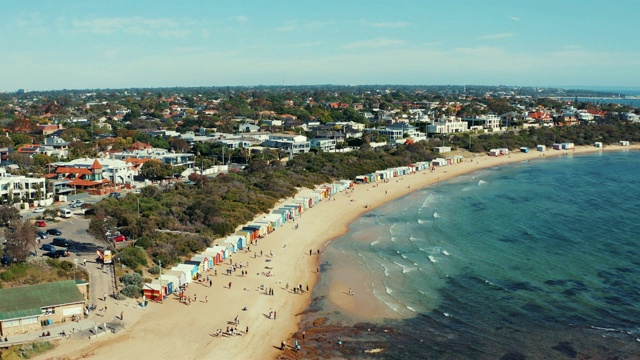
[{"left": 37, "top": 215, "right": 107, "bottom": 259}]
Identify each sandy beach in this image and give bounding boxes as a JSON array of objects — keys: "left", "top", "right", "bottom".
[{"left": 35, "top": 144, "right": 639, "bottom": 360}]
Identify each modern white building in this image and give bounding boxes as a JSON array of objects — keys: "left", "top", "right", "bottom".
[
  {"left": 426, "top": 116, "right": 469, "bottom": 134},
  {"left": 111, "top": 148, "right": 195, "bottom": 169},
  {"left": 0, "top": 168, "right": 52, "bottom": 207},
  {"left": 463, "top": 114, "right": 501, "bottom": 129},
  {"left": 309, "top": 138, "right": 337, "bottom": 152}
]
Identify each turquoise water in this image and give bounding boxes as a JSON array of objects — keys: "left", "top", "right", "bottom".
[{"left": 305, "top": 151, "right": 640, "bottom": 359}]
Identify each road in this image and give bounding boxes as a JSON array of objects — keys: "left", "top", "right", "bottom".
[{"left": 35, "top": 215, "right": 114, "bottom": 306}]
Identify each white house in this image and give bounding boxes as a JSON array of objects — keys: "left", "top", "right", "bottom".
[
  {"left": 0, "top": 168, "right": 52, "bottom": 207},
  {"left": 310, "top": 138, "right": 337, "bottom": 152},
  {"left": 427, "top": 116, "right": 468, "bottom": 134}
]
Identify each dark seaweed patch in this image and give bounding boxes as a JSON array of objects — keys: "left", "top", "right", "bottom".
[{"left": 551, "top": 341, "right": 578, "bottom": 358}]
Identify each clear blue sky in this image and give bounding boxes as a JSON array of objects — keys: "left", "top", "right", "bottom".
[{"left": 2, "top": 0, "right": 639, "bottom": 91}]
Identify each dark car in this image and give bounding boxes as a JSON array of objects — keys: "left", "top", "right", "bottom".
[
  {"left": 51, "top": 237, "right": 71, "bottom": 247},
  {"left": 55, "top": 249, "right": 70, "bottom": 257},
  {"left": 41, "top": 244, "right": 56, "bottom": 252},
  {"left": 43, "top": 251, "right": 61, "bottom": 259},
  {"left": 37, "top": 231, "right": 48, "bottom": 239},
  {"left": 47, "top": 228, "right": 62, "bottom": 236},
  {"left": 109, "top": 192, "right": 121, "bottom": 199}
]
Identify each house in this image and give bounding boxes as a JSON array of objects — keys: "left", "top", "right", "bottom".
[
  {"left": 427, "top": 116, "right": 469, "bottom": 134},
  {"left": 37, "top": 124, "right": 63, "bottom": 136},
  {"left": 45, "top": 158, "right": 135, "bottom": 196},
  {"left": 0, "top": 280, "right": 87, "bottom": 336},
  {"left": 111, "top": 148, "right": 195, "bottom": 169},
  {"left": 309, "top": 138, "right": 337, "bottom": 152},
  {"left": 463, "top": 114, "right": 501, "bottom": 130},
  {"left": 0, "top": 168, "right": 52, "bottom": 207}
]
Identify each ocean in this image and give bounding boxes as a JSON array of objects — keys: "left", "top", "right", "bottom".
[{"left": 301, "top": 150, "right": 640, "bottom": 359}]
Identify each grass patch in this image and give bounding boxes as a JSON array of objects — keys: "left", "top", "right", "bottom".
[{"left": 0, "top": 340, "right": 55, "bottom": 359}]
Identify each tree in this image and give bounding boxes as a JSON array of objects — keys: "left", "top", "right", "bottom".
[
  {"left": 169, "top": 138, "right": 190, "bottom": 153},
  {"left": 60, "top": 128, "right": 89, "bottom": 142},
  {"left": 0, "top": 135, "right": 14, "bottom": 148},
  {"left": 4, "top": 220, "right": 37, "bottom": 262},
  {"left": 8, "top": 152, "right": 34, "bottom": 168},
  {"left": 0, "top": 205, "right": 20, "bottom": 226},
  {"left": 140, "top": 160, "right": 174, "bottom": 180}
]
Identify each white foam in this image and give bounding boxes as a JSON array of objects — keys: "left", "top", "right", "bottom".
[
  {"left": 442, "top": 250, "right": 450, "bottom": 256},
  {"left": 428, "top": 255, "right": 438, "bottom": 263},
  {"left": 407, "top": 306, "right": 417, "bottom": 312},
  {"left": 417, "top": 219, "right": 426, "bottom": 224},
  {"left": 371, "top": 240, "right": 380, "bottom": 246},
  {"left": 433, "top": 212, "right": 440, "bottom": 219},
  {"left": 443, "top": 312, "right": 451, "bottom": 317},
  {"left": 478, "top": 180, "right": 487, "bottom": 186}
]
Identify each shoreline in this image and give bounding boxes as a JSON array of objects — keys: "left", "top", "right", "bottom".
[{"left": 35, "top": 144, "right": 639, "bottom": 360}]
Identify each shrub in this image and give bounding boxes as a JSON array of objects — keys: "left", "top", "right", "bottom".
[
  {"left": 116, "top": 247, "right": 148, "bottom": 270},
  {"left": 120, "top": 272, "right": 143, "bottom": 288},
  {"left": 59, "top": 260, "right": 74, "bottom": 271},
  {"left": 120, "top": 284, "right": 142, "bottom": 298},
  {"left": 148, "top": 265, "right": 161, "bottom": 275}
]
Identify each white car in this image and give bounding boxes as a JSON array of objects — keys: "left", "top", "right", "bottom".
[{"left": 32, "top": 207, "right": 45, "bottom": 213}]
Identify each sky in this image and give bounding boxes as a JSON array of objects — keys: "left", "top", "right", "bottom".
[{"left": 2, "top": 0, "right": 640, "bottom": 91}]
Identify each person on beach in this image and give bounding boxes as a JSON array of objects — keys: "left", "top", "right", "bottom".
[
  {"left": 228, "top": 282, "right": 232, "bottom": 289},
  {"left": 309, "top": 249, "right": 312, "bottom": 256},
  {"left": 274, "top": 311, "right": 277, "bottom": 319}
]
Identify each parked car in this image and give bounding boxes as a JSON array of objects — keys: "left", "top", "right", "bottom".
[
  {"left": 109, "top": 192, "right": 121, "bottom": 199},
  {"left": 35, "top": 220, "right": 47, "bottom": 227},
  {"left": 70, "top": 200, "right": 83, "bottom": 208},
  {"left": 55, "top": 249, "right": 70, "bottom": 257},
  {"left": 37, "top": 231, "right": 48, "bottom": 239},
  {"left": 41, "top": 244, "right": 56, "bottom": 252},
  {"left": 43, "top": 251, "right": 61, "bottom": 259},
  {"left": 51, "top": 237, "right": 71, "bottom": 247},
  {"left": 46, "top": 228, "right": 62, "bottom": 236},
  {"left": 113, "top": 235, "right": 127, "bottom": 242},
  {"left": 32, "top": 207, "right": 45, "bottom": 213}
]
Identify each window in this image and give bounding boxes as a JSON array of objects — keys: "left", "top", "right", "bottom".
[{"left": 42, "top": 307, "right": 56, "bottom": 315}]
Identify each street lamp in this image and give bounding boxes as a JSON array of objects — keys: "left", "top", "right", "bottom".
[{"left": 73, "top": 258, "right": 78, "bottom": 281}]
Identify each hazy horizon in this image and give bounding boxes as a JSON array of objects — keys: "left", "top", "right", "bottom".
[{"left": 3, "top": 1, "right": 640, "bottom": 92}]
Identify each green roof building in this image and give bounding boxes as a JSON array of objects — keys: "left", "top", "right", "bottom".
[{"left": 0, "top": 280, "right": 86, "bottom": 336}]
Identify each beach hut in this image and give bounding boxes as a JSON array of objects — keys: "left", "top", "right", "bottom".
[
  {"left": 561, "top": 142, "right": 574, "bottom": 150},
  {"left": 241, "top": 225, "right": 260, "bottom": 240},
  {"left": 151, "top": 279, "right": 170, "bottom": 298},
  {"left": 191, "top": 254, "right": 212, "bottom": 271},
  {"left": 234, "top": 231, "right": 252, "bottom": 246},
  {"left": 175, "top": 263, "right": 199, "bottom": 281},
  {"left": 222, "top": 237, "right": 238, "bottom": 253},
  {"left": 164, "top": 270, "right": 187, "bottom": 288},
  {"left": 159, "top": 273, "right": 179, "bottom": 294},
  {"left": 143, "top": 283, "right": 163, "bottom": 302},
  {"left": 520, "top": 147, "right": 529, "bottom": 153},
  {"left": 247, "top": 222, "right": 269, "bottom": 237},
  {"left": 536, "top": 145, "right": 546, "bottom": 152},
  {"left": 204, "top": 246, "right": 226, "bottom": 264},
  {"left": 169, "top": 266, "right": 192, "bottom": 284},
  {"left": 552, "top": 143, "right": 562, "bottom": 150},
  {"left": 454, "top": 155, "right": 464, "bottom": 163},
  {"left": 295, "top": 196, "right": 313, "bottom": 210},
  {"left": 183, "top": 260, "right": 204, "bottom": 278},
  {"left": 263, "top": 213, "right": 283, "bottom": 228},
  {"left": 272, "top": 208, "right": 292, "bottom": 222},
  {"left": 355, "top": 175, "right": 367, "bottom": 184},
  {"left": 619, "top": 140, "right": 630, "bottom": 146},
  {"left": 254, "top": 220, "right": 275, "bottom": 234},
  {"left": 267, "top": 211, "right": 287, "bottom": 225},
  {"left": 594, "top": 142, "right": 603, "bottom": 148},
  {"left": 432, "top": 158, "right": 447, "bottom": 166},
  {"left": 284, "top": 203, "right": 302, "bottom": 216}
]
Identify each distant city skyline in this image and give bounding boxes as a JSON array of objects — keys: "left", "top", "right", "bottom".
[{"left": 3, "top": 1, "right": 640, "bottom": 92}]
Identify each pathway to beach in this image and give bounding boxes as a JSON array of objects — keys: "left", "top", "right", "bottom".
[{"left": 35, "top": 144, "right": 638, "bottom": 360}]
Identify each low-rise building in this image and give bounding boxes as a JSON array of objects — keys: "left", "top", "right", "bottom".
[
  {"left": 0, "top": 168, "right": 52, "bottom": 207},
  {"left": 0, "top": 280, "right": 87, "bottom": 336},
  {"left": 310, "top": 138, "right": 337, "bottom": 152},
  {"left": 427, "top": 116, "right": 469, "bottom": 134}
]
